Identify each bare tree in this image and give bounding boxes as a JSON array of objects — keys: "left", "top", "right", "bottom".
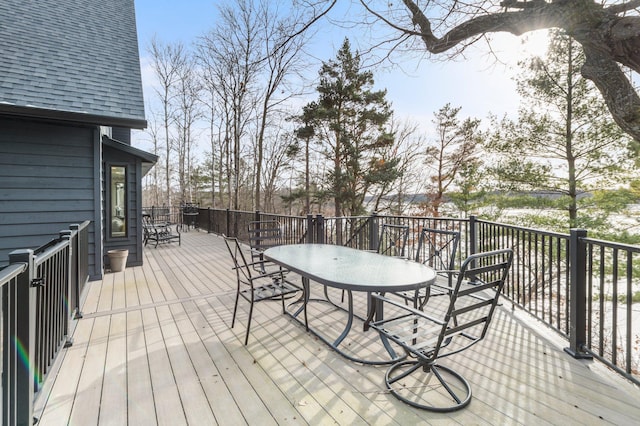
[
  {"left": 197, "top": 0, "right": 262, "bottom": 210},
  {"left": 366, "top": 116, "right": 426, "bottom": 215},
  {"left": 423, "top": 104, "right": 481, "bottom": 217},
  {"left": 148, "top": 37, "right": 188, "bottom": 207},
  {"left": 252, "top": 0, "right": 310, "bottom": 211},
  {"left": 143, "top": 109, "right": 163, "bottom": 206},
  {"left": 173, "top": 53, "right": 202, "bottom": 204},
  {"left": 261, "top": 127, "right": 295, "bottom": 212},
  {"left": 197, "top": 42, "right": 235, "bottom": 208}
]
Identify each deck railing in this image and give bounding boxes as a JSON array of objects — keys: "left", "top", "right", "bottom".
[
  {"left": 1, "top": 221, "right": 90, "bottom": 426},
  {"left": 184, "top": 208, "right": 638, "bottom": 385},
  {"left": 581, "top": 236, "right": 640, "bottom": 382}
]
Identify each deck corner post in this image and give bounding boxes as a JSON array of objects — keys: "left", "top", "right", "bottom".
[
  {"left": 8, "top": 249, "right": 36, "bottom": 426},
  {"left": 565, "top": 228, "right": 592, "bottom": 359}
]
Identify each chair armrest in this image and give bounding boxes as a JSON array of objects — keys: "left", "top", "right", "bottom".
[
  {"left": 233, "top": 264, "right": 288, "bottom": 281},
  {"left": 244, "top": 259, "right": 287, "bottom": 272}
]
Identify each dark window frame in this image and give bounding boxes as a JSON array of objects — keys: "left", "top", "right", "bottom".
[{"left": 107, "top": 163, "right": 129, "bottom": 240}]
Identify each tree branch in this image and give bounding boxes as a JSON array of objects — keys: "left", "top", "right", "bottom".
[
  {"left": 397, "top": 0, "right": 565, "bottom": 53},
  {"left": 605, "top": 0, "right": 640, "bottom": 14}
]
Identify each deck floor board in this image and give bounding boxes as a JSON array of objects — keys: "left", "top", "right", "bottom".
[{"left": 36, "top": 231, "right": 640, "bottom": 425}]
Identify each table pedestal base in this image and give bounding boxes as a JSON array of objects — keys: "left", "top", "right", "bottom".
[{"left": 286, "top": 278, "right": 406, "bottom": 365}]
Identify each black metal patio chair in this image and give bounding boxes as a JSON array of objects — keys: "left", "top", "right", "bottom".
[
  {"left": 366, "top": 248, "right": 513, "bottom": 412},
  {"left": 340, "top": 223, "right": 411, "bottom": 304},
  {"left": 376, "top": 223, "right": 409, "bottom": 258},
  {"left": 392, "top": 227, "right": 460, "bottom": 308},
  {"left": 143, "top": 213, "right": 181, "bottom": 248},
  {"left": 248, "top": 220, "right": 284, "bottom": 274},
  {"left": 223, "top": 235, "right": 304, "bottom": 345}
]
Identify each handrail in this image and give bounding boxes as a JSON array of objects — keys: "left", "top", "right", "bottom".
[
  {"left": 33, "top": 238, "right": 69, "bottom": 266},
  {"left": 0, "top": 262, "right": 28, "bottom": 284}
]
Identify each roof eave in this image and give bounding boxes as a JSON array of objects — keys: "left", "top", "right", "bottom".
[
  {"left": 102, "top": 135, "right": 158, "bottom": 177},
  {"left": 0, "top": 104, "right": 147, "bottom": 129}
]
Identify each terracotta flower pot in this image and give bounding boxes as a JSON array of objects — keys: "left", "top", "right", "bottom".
[{"left": 107, "top": 249, "right": 129, "bottom": 272}]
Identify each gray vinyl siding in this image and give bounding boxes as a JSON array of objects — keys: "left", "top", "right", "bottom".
[{"left": 0, "top": 117, "right": 99, "bottom": 276}]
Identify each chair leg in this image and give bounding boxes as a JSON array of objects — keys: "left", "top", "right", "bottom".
[
  {"left": 244, "top": 298, "right": 255, "bottom": 345},
  {"left": 303, "top": 291, "right": 308, "bottom": 331},
  {"left": 384, "top": 360, "right": 471, "bottom": 412},
  {"left": 280, "top": 290, "right": 286, "bottom": 313},
  {"left": 231, "top": 291, "right": 240, "bottom": 328}
]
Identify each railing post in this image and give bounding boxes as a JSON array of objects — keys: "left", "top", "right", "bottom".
[
  {"left": 207, "top": 207, "right": 212, "bottom": 233},
  {"left": 225, "top": 208, "right": 231, "bottom": 237},
  {"left": 255, "top": 210, "right": 261, "bottom": 223},
  {"left": 369, "top": 212, "right": 379, "bottom": 251},
  {"left": 67, "top": 225, "right": 80, "bottom": 318},
  {"left": 306, "top": 214, "right": 314, "bottom": 244},
  {"left": 469, "top": 215, "right": 477, "bottom": 256},
  {"left": 565, "top": 228, "right": 592, "bottom": 359},
  {"left": 8, "top": 249, "right": 36, "bottom": 426},
  {"left": 59, "top": 231, "right": 74, "bottom": 347},
  {"left": 316, "top": 214, "right": 325, "bottom": 244}
]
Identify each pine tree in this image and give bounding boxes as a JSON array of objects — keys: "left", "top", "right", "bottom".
[
  {"left": 297, "top": 38, "right": 398, "bottom": 216},
  {"left": 487, "top": 30, "right": 633, "bottom": 231}
]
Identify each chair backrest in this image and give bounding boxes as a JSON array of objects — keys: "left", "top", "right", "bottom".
[
  {"left": 248, "top": 220, "right": 283, "bottom": 252},
  {"left": 432, "top": 248, "right": 513, "bottom": 361},
  {"left": 377, "top": 223, "right": 409, "bottom": 257},
  {"left": 414, "top": 228, "right": 460, "bottom": 272},
  {"left": 223, "top": 235, "right": 254, "bottom": 285}
]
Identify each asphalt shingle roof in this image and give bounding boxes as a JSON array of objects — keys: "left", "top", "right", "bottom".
[{"left": 0, "top": 0, "right": 146, "bottom": 127}]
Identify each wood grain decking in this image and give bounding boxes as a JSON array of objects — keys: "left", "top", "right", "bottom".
[{"left": 34, "top": 230, "right": 640, "bottom": 425}]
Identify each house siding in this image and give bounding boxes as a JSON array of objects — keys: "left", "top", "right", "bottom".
[{"left": 0, "top": 117, "right": 100, "bottom": 277}]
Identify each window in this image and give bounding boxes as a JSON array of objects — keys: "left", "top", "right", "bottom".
[{"left": 110, "top": 165, "right": 127, "bottom": 238}]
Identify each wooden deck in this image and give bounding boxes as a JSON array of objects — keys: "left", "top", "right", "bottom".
[{"left": 35, "top": 230, "right": 640, "bottom": 425}]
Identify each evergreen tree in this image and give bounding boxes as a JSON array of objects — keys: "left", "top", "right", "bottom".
[
  {"left": 297, "top": 38, "right": 398, "bottom": 216},
  {"left": 487, "top": 30, "right": 633, "bottom": 231}
]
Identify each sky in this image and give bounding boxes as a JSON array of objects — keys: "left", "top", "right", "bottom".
[{"left": 132, "top": 0, "right": 549, "bottom": 150}]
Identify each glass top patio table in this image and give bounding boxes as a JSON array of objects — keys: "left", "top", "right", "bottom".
[{"left": 264, "top": 244, "right": 437, "bottom": 364}]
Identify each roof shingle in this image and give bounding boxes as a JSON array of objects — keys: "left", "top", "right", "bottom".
[{"left": 0, "top": 0, "right": 146, "bottom": 127}]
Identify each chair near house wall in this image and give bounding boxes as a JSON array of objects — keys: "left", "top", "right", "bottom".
[
  {"left": 223, "top": 236, "right": 303, "bottom": 345},
  {"left": 393, "top": 227, "right": 461, "bottom": 308},
  {"left": 367, "top": 248, "right": 513, "bottom": 412},
  {"left": 142, "top": 214, "right": 180, "bottom": 248}
]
